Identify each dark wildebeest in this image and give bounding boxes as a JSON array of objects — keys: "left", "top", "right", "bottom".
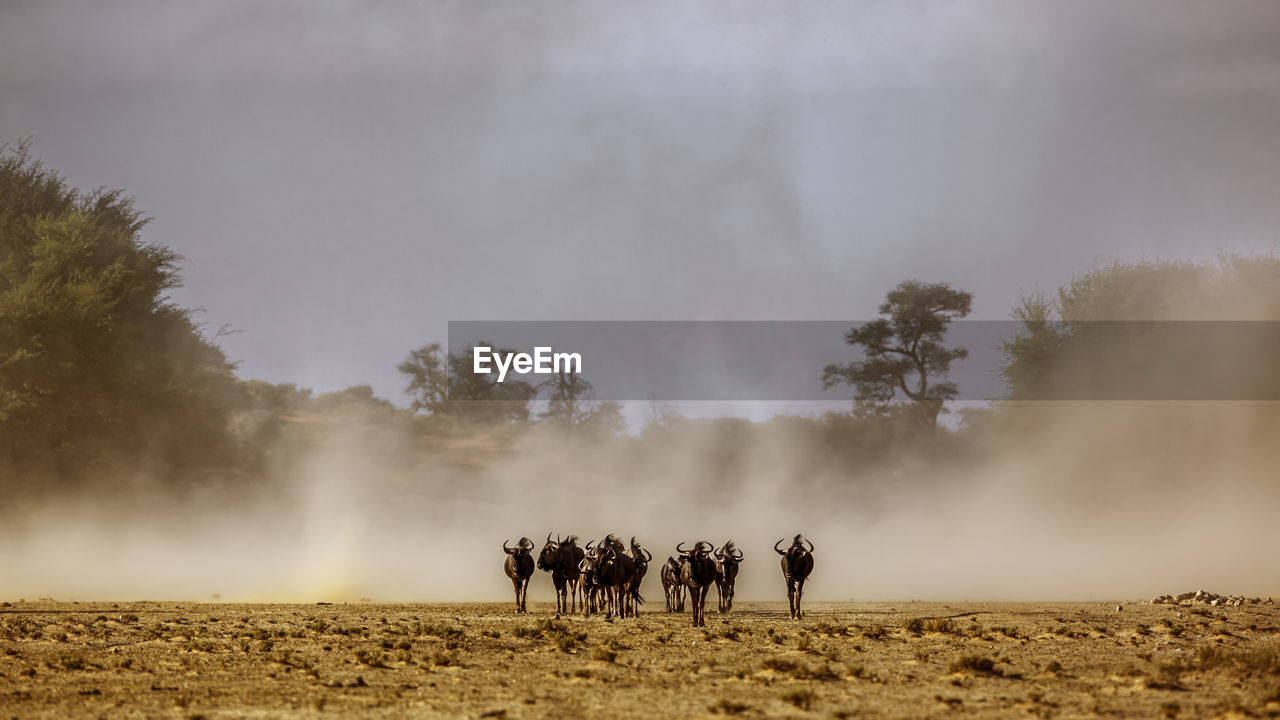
[
  {"left": 537, "top": 534, "right": 584, "bottom": 616},
  {"left": 775, "top": 534, "right": 815, "bottom": 620},
  {"left": 503, "top": 537, "right": 535, "bottom": 613},
  {"left": 594, "top": 534, "right": 637, "bottom": 619},
  {"left": 677, "top": 541, "right": 717, "bottom": 627},
  {"left": 661, "top": 556, "right": 686, "bottom": 613},
  {"left": 579, "top": 549, "right": 601, "bottom": 616},
  {"left": 713, "top": 540, "right": 744, "bottom": 613},
  {"left": 627, "top": 537, "right": 652, "bottom": 617}
]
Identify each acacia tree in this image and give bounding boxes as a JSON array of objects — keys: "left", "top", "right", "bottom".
[{"left": 823, "top": 280, "right": 972, "bottom": 428}]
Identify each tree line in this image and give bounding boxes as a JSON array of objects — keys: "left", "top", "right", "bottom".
[{"left": 3, "top": 144, "right": 1278, "bottom": 493}]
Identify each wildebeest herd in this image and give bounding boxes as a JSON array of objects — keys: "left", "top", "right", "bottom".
[{"left": 504, "top": 533, "right": 815, "bottom": 625}]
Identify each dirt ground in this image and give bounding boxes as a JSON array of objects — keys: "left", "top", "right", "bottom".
[{"left": 2, "top": 598, "right": 1279, "bottom": 719}]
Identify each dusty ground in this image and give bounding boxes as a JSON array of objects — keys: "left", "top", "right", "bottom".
[{"left": 3, "top": 599, "right": 1280, "bottom": 718}]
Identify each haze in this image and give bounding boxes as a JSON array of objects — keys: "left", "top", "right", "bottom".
[
  {"left": 3, "top": 2, "right": 1280, "bottom": 605},
  {"left": 4, "top": 1, "right": 1280, "bottom": 400}
]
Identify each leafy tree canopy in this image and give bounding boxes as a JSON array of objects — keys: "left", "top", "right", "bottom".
[
  {"left": 0, "top": 141, "right": 242, "bottom": 489},
  {"left": 824, "top": 280, "right": 971, "bottom": 427}
]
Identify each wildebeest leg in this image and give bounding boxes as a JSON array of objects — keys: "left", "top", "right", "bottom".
[
  {"left": 795, "top": 578, "right": 805, "bottom": 619},
  {"left": 568, "top": 578, "right": 578, "bottom": 613},
  {"left": 511, "top": 577, "right": 522, "bottom": 613},
  {"left": 786, "top": 578, "right": 797, "bottom": 619}
]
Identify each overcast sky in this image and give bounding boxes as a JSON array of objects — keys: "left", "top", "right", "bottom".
[{"left": 4, "top": 1, "right": 1280, "bottom": 405}]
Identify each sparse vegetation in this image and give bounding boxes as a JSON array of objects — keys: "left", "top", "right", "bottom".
[
  {"left": 709, "top": 698, "right": 750, "bottom": 715},
  {"left": 923, "top": 617, "right": 954, "bottom": 634},
  {"left": 781, "top": 687, "right": 816, "bottom": 710},
  {"left": 949, "top": 655, "right": 1000, "bottom": 676},
  {"left": 4, "top": 600, "right": 1280, "bottom": 717}
]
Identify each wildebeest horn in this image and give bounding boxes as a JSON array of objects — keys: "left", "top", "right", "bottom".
[
  {"left": 714, "top": 546, "right": 725, "bottom": 559},
  {"left": 585, "top": 540, "right": 595, "bottom": 552},
  {"left": 547, "top": 533, "right": 553, "bottom": 544},
  {"left": 774, "top": 539, "right": 787, "bottom": 555},
  {"left": 520, "top": 537, "right": 533, "bottom": 550},
  {"left": 804, "top": 537, "right": 815, "bottom": 553},
  {"left": 675, "top": 541, "right": 689, "bottom": 554},
  {"left": 698, "top": 540, "right": 712, "bottom": 552},
  {"left": 503, "top": 539, "right": 513, "bottom": 553},
  {"left": 642, "top": 548, "right": 653, "bottom": 562},
  {"left": 733, "top": 546, "right": 744, "bottom": 560}
]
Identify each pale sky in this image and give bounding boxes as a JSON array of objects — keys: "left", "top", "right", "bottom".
[{"left": 4, "top": 1, "right": 1280, "bottom": 404}]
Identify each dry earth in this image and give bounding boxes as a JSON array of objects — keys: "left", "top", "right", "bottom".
[{"left": 3, "top": 599, "right": 1280, "bottom": 718}]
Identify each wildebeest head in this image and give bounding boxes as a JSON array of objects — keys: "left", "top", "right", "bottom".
[
  {"left": 630, "top": 537, "right": 653, "bottom": 565},
  {"left": 504, "top": 537, "right": 534, "bottom": 557},
  {"left": 677, "top": 540, "right": 713, "bottom": 561},
  {"left": 579, "top": 552, "right": 602, "bottom": 586},
  {"left": 774, "top": 534, "right": 815, "bottom": 579},
  {"left": 603, "top": 533, "right": 626, "bottom": 556},
  {"left": 504, "top": 537, "right": 535, "bottom": 579},
  {"left": 677, "top": 541, "right": 717, "bottom": 586},
  {"left": 537, "top": 533, "right": 562, "bottom": 571},
  {"left": 715, "top": 540, "right": 744, "bottom": 573}
]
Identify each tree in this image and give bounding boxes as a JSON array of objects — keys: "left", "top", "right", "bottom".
[
  {"left": 823, "top": 280, "right": 972, "bottom": 428},
  {"left": 533, "top": 369, "right": 628, "bottom": 436},
  {"left": 999, "top": 291, "right": 1068, "bottom": 400},
  {"left": 397, "top": 342, "right": 534, "bottom": 423},
  {"left": 999, "top": 256, "right": 1280, "bottom": 401},
  {"left": 0, "top": 141, "right": 242, "bottom": 488},
  {"left": 536, "top": 368, "right": 593, "bottom": 426}
]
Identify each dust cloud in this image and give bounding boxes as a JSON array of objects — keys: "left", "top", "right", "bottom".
[{"left": 2, "top": 397, "right": 1277, "bottom": 605}]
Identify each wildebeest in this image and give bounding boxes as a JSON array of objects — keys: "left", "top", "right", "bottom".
[
  {"left": 593, "top": 534, "right": 638, "bottom": 618},
  {"left": 775, "top": 534, "right": 815, "bottom": 619},
  {"left": 503, "top": 537, "right": 535, "bottom": 613},
  {"left": 579, "top": 550, "right": 601, "bottom": 616},
  {"left": 677, "top": 540, "right": 717, "bottom": 627},
  {"left": 627, "top": 537, "right": 652, "bottom": 617},
  {"left": 661, "top": 556, "right": 686, "bottom": 613},
  {"left": 537, "top": 534, "right": 584, "bottom": 616},
  {"left": 713, "top": 540, "right": 744, "bottom": 613}
]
